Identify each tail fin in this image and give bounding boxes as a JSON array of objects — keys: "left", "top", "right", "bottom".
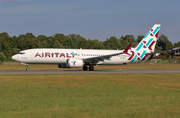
[
  {"left": 134, "top": 24, "right": 161, "bottom": 53},
  {"left": 126, "top": 24, "right": 161, "bottom": 63}
]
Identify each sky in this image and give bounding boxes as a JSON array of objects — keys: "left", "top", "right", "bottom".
[{"left": 0, "top": 0, "right": 180, "bottom": 43}]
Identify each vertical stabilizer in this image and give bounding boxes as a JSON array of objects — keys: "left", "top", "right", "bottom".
[
  {"left": 126, "top": 24, "right": 161, "bottom": 63},
  {"left": 135, "top": 24, "right": 161, "bottom": 53}
]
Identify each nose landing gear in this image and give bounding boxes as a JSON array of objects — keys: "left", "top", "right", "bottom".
[
  {"left": 20, "top": 63, "right": 29, "bottom": 71},
  {"left": 26, "top": 65, "right": 29, "bottom": 71}
]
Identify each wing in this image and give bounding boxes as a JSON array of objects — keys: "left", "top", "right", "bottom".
[
  {"left": 83, "top": 43, "right": 132, "bottom": 64},
  {"left": 83, "top": 52, "right": 124, "bottom": 64}
]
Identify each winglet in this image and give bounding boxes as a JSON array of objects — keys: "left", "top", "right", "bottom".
[{"left": 123, "top": 43, "right": 131, "bottom": 55}]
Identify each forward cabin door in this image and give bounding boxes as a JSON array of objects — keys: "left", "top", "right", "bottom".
[
  {"left": 29, "top": 50, "right": 36, "bottom": 63},
  {"left": 31, "top": 51, "right": 35, "bottom": 58}
]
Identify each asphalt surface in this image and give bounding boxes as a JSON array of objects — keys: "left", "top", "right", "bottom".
[{"left": 0, "top": 68, "right": 180, "bottom": 75}]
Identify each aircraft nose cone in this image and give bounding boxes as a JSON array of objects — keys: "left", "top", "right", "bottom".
[
  {"left": 11, "top": 55, "right": 15, "bottom": 60},
  {"left": 12, "top": 55, "right": 18, "bottom": 61}
]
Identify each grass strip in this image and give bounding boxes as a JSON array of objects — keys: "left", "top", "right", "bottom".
[{"left": 0, "top": 74, "right": 179, "bottom": 117}]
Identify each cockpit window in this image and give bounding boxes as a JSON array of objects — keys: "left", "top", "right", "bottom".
[{"left": 18, "top": 52, "right": 25, "bottom": 55}]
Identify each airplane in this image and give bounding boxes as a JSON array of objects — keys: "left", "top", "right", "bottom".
[{"left": 11, "top": 24, "right": 161, "bottom": 71}]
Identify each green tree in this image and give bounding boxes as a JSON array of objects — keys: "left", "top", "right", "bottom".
[
  {"left": 12, "top": 48, "right": 21, "bottom": 55},
  {"left": 78, "top": 36, "right": 88, "bottom": 49},
  {"left": 124, "top": 35, "right": 136, "bottom": 43},
  {"left": 54, "top": 33, "right": 66, "bottom": 47},
  {"left": 11, "top": 36, "right": 19, "bottom": 50},
  {"left": 46, "top": 36, "right": 55, "bottom": 48},
  {"left": 165, "top": 39, "right": 173, "bottom": 50},
  {"left": 131, "top": 41, "right": 139, "bottom": 48},
  {"left": 0, "top": 32, "right": 10, "bottom": 43},
  {"left": 0, "top": 52, "right": 6, "bottom": 62},
  {"left": 3, "top": 42, "right": 11, "bottom": 60},
  {"left": 26, "top": 32, "right": 36, "bottom": 38},
  {"left": 0, "top": 39, "right": 2, "bottom": 52},
  {"left": 17, "top": 34, "right": 27, "bottom": 50},
  {"left": 120, "top": 35, "right": 124, "bottom": 40},
  {"left": 41, "top": 40, "right": 49, "bottom": 48},
  {"left": 174, "top": 41, "right": 180, "bottom": 48},
  {"left": 88, "top": 39, "right": 99, "bottom": 49},
  {"left": 120, "top": 39, "right": 129, "bottom": 49},
  {"left": 37, "top": 35, "right": 48, "bottom": 48},
  {"left": 0, "top": 32, "right": 12, "bottom": 55},
  {"left": 86, "top": 39, "right": 93, "bottom": 49},
  {"left": 65, "top": 36, "right": 73, "bottom": 48},
  {"left": 136, "top": 35, "right": 144, "bottom": 43},
  {"left": 92, "top": 41, "right": 105, "bottom": 49},
  {"left": 27, "top": 38, "right": 39, "bottom": 49},
  {"left": 158, "top": 34, "right": 173, "bottom": 50},
  {"left": 68, "top": 34, "right": 80, "bottom": 48},
  {"left": 103, "top": 36, "right": 122, "bottom": 49},
  {"left": 52, "top": 40, "right": 63, "bottom": 48}
]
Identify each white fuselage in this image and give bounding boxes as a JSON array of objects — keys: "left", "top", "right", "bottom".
[{"left": 12, "top": 48, "right": 131, "bottom": 65}]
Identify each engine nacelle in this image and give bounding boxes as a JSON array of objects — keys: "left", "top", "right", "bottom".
[
  {"left": 58, "top": 64, "right": 68, "bottom": 68},
  {"left": 66, "top": 58, "right": 83, "bottom": 68}
]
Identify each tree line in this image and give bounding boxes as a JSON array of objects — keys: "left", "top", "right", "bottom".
[{"left": 0, "top": 32, "right": 179, "bottom": 61}]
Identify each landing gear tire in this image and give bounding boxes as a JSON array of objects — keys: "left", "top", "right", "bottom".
[
  {"left": 89, "top": 66, "right": 94, "bottom": 71},
  {"left": 83, "top": 66, "right": 88, "bottom": 71},
  {"left": 26, "top": 65, "right": 29, "bottom": 71}
]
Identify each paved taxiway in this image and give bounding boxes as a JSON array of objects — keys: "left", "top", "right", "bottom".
[{"left": 0, "top": 68, "right": 180, "bottom": 75}]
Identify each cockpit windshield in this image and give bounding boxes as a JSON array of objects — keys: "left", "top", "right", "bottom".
[{"left": 18, "top": 52, "right": 25, "bottom": 55}]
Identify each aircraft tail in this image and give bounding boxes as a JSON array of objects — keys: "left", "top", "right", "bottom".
[
  {"left": 125, "top": 24, "right": 161, "bottom": 63},
  {"left": 134, "top": 24, "right": 161, "bottom": 53}
]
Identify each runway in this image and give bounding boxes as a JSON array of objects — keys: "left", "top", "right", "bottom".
[{"left": 0, "top": 68, "right": 180, "bottom": 75}]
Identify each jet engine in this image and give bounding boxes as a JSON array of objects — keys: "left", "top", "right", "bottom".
[{"left": 66, "top": 58, "right": 83, "bottom": 68}]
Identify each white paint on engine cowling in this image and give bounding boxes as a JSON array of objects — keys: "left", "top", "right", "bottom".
[{"left": 66, "top": 58, "right": 83, "bottom": 68}]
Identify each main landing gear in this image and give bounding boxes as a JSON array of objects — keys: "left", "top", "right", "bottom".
[
  {"left": 83, "top": 65, "right": 88, "bottom": 71},
  {"left": 83, "top": 65, "right": 94, "bottom": 71},
  {"left": 89, "top": 66, "right": 94, "bottom": 71}
]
